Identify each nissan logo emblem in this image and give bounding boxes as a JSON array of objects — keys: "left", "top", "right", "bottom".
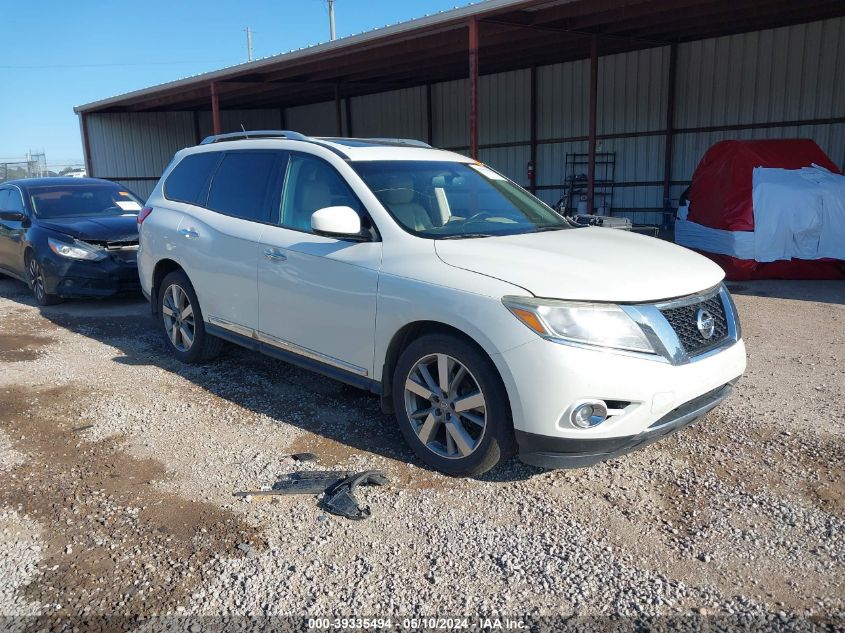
[{"left": 696, "top": 308, "right": 716, "bottom": 339}]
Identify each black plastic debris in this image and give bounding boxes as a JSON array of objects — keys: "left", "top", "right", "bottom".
[
  {"left": 321, "top": 471, "right": 389, "bottom": 520},
  {"left": 271, "top": 471, "right": 351, "bottom": 494},
  {"left": 233, "top": 467, "right": 389, "bottom": 520},
  {"left": 290, "top": 452, "right": 317, "bottom": 462},
  {"left": 233, "top": 471, "right": 349, "bottom": 498}
]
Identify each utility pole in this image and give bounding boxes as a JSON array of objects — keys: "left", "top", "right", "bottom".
[
  {"left": 328, "top": 0, "right": 336, "bottom": 40},
  {"left": 244, "top": 27, "right": 253, "bottom": 62}
]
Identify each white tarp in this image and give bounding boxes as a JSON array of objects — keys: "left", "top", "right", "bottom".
[
  {"left": 674, "top": 218, "right": 755, "bottom": 259},
  {"left": 752, "top": 166, "right": 845, "bottom": 262},
  {"left": 675, "top": 166, "right": 845, "bottom": 262}
]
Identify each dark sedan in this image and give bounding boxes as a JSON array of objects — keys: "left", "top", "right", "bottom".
[{"left": 0, "top": 178, "right": 143, "bottom": 305}]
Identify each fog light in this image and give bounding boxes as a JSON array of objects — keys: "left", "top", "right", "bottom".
[{"left": 570, "top": 400, "right": 608, "bottom": 429}]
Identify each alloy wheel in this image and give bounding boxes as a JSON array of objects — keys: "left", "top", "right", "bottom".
[
  {"left": 403, "top": 353, "right": 487, "bottom": 459},
  {"left": 28, "top": 257, "right": 45, "bottom": 302},
  {"left": 162, "top": 284, "right": 195, "bottom": 352}
]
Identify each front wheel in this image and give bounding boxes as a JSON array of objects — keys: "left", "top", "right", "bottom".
[
  {"left": 26, "top": 253, "right": 61, "bottom": 306},
  {"left": 392, "top": 333, "right": 515, "bottom": 477},
  {"left": 158, "top": 270, "right": 223, "bottom": 363}
]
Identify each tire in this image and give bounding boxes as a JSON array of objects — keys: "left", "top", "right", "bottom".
[
  {"left": 157, "top": 270, "right": 223, "bottom": 363},
  {"left": 392, "top": 333, "right": 515, "bottom": 477},
  {"left": 26, "top": 252, "right": 61, "bottom": 306}
]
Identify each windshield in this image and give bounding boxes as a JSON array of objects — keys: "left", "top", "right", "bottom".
[
  {"left": 28, "top": 183, "right": 143, "bottom": 219},
  {"left": 352, "top": 160, "right": 568, "bottom": 238}
]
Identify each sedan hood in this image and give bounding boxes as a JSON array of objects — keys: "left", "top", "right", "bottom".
[
  {"left": 434, "top": 227, "right": 724, "bottom": 303},
  {"left": 36, "top": 215, "right": 139, "bottom": 242}
]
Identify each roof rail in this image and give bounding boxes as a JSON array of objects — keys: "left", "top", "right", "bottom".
[
  {"left": 199, "top": 130, "right": 309, "bottom": 144},
  {"left": 363, "top": 137, "right": 432, "bottom": 148}
]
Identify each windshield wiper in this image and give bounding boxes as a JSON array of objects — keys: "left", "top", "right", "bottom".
[
  {"left": 531, "top": 225, "right": 568, "bottom": 233},
  {"left": 437, "top": 233, "right": 495, "bottom": 240}
]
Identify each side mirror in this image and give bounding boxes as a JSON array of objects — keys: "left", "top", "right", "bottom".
[
  {"left": 0, "top": 211, "right": 25, "bottom": 222},
  {"left": 311, "top": 206, "right": 363, "bottom": 239}
]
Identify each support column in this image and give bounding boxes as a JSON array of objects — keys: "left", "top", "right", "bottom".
[
  {"left": 425, "top": 83, "right": 433, "bottom": 145},
  {"left": 335, "top": 84, "right": 343, "bottom": 136},
  {"left": 192, "top": 111, "right": 201, "bottom": 144},
  {"left": 210, "top": 82, "right": 221, "bottom": 135},
  {"left": 468, "top": 17, "right": 479, "bottom": 160},
  {"left": 587, "top": 35, "right": 598, "bottom": 214},
  {"left": 662, "top": 42, "right": 678, "bottom": 222},
  {"left": 345, "top": 95, "right": 354, "bottom": 137},
  {"left": 529, "top": 65, "right": 537, "bottom": 193},
  {"left": 79, "top": 114, "right": 93, "bottom": 177}
]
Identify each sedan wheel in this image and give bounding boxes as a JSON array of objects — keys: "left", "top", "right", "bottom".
[
  {"left": 26, "top": 255, "right": 60, "bottom": 306},
  {"left": 28, "top": 257, "right": 46, "bottom": 303},
  {"left": 162, "top": 283, "right": 195, "bottom": 352},
  {"left": 403, "top": 352, "right": 487, "bottom": 460}
]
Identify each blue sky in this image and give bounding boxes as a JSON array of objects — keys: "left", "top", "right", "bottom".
[{"left": 0, "top": 0, "right": 474, "bottom": 169}]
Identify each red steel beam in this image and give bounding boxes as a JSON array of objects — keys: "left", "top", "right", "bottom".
[
  {"left": 468, "top": 17, "right": 479, "bottom": 160},
  {"left": 529, "top": 65, "right": 537, "bottom": 193},
  {"left": 586, "top": 34, "right": 598, "bottom": 214},
  {"left": 662, "top": 42, "right": 678, "bottom": 216},
  {"left": 210, "top": 82, "right": 222, "bottom": 134},
  {"left": 426, "top": 83, "right": 433, "bottom": 145},
  {"left": 334, "top": 84, "right": 343, "bottom": 135}
]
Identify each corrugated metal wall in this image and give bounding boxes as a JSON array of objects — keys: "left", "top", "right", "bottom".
[
  {"left": 351, "top": 86, "right": 427, "bottom": 139},
  {"left": 86, "top": 17, "right": 844, "bottom": 220},
  {"left": 285, "top": 100, "right": 346, "bottom": 136},
  {"left": 86, "top": 112, "right": 195, "bottom": 199},
  {"left": 197, "top": 108, "right": 283, "bottom": 139}
]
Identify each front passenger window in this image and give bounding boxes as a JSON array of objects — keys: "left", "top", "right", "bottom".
[{"left": 280, "top": 154, "right": 363, "bottom": 233}]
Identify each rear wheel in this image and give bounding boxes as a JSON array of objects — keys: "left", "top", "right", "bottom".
[
  {"left": 392, "top": 333, "right": 515, "bottom": 476},
  {"left": 26, "top": 252, "right": 61, "bottom": 306},
  {"left": 158, "top": 270, "right": 222, "bottom": 363}
]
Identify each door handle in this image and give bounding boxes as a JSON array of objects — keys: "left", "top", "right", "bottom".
[
  {"left": 179, "top": 228, "right": 199, "bottom": 239},
  {"left": 263, "top": 248, "right": 287, "bottom": 262}
]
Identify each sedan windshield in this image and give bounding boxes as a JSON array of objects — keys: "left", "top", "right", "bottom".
[
  {"left": 352, "top": 160, "right": 568, "bottom": 238},
  {"left": 28, "top": 183, "right": 143, "bottom": 219}
]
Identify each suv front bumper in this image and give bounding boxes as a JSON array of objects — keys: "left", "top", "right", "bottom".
[
  {"left": 515, "top": 381, "right": 735, "bottom": 468},
  {"left": 492, "top": 330, "right": 746, "bottom": 470}
]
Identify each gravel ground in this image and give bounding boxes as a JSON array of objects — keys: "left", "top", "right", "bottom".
[{"left": 0, "top": 275, "right": 843, "bottom": 626}]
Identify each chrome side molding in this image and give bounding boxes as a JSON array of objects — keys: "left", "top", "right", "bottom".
[{"left": 207, "top": 315, "right": 368, "bottom": 377}]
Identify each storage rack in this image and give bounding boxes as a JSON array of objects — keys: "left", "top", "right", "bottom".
[{"left": 559, "top": 152, "right": 616, "bottom": 215}]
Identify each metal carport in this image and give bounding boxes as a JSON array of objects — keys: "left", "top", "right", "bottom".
[{"left": 75, "top": 0, "right": 845, "bottom": 222}]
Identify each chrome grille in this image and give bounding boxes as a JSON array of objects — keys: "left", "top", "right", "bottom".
[{"left": 659, "top": 294, "right": 729, "bottom": 356}]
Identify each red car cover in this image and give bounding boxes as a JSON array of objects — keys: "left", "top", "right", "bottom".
[
  {"left": 687, "top": 139, "right": 841, "bottom": 231},
  {"left": 685, "top": 139, "right": 844, "bottom": 280}
]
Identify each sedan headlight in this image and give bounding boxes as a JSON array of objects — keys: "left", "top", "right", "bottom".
[
  {"left": 47, "top": 237, "right": 106, "bottom": 261},
  {"left": 502, "top": 296, "right": 655, "bottom": 354}
]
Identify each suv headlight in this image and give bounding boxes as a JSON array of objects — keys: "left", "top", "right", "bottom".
[
  {"left": 48, "top": 237, "right": 107, "bottom": 261},
  {"left": 502, "top": 296, "right": 655, "bottom": 354}
]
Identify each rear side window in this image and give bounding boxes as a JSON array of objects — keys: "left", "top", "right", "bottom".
[
  {"left": 207, "top": 151, "right": 284, "bottom": 223},
  {"left": 164, "top": 152, "right": 219, "bottom": 204},
  {"left": 5, "top": 188, "right": 24, "bottom": 212}
]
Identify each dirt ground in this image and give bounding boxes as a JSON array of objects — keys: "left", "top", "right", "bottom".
[{"left": 0, "top": 274, "right": 843, "bottom": 625}]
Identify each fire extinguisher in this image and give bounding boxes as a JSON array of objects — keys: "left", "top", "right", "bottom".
[{"left": 527, "top": 161, "right": 535, "bottom": 184}]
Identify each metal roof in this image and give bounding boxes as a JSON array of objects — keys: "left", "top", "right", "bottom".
[{"left": 75, "top": 0, "right": 845, "bottom": 115}]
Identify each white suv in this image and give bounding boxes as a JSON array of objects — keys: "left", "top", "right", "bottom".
[{"left": 138, "top": 131, "right": 746, "bottom": 476}]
